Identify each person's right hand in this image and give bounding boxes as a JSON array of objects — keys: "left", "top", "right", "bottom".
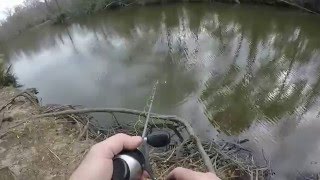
[{"left": 166, "top": 167, "right": 221, "bottom": 180}]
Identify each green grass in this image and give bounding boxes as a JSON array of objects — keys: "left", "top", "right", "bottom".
[{"left": 0, "top": 55, "right": 19, "bottom": 88}]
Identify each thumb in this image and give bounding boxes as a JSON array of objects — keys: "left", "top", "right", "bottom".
[
  {"left": 167, "top": 167, "right": 220, "bottom": 180},
  {"left": 167, "top": 167, "right": 198, "bottom": 180},
  {"left": 94, "top": 133, "right": 143, "bottom": 159}
]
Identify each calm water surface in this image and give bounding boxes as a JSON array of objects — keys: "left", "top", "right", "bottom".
[{"left": 3, "top": 3, "right": 320, "bottom": 178}]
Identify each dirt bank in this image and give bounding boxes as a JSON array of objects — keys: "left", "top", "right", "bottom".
[
  {"left": 0, "top": 87, "right": 266, "bottom": 179},
  {"left": 0, "top": 87, "right": 95, "bottom": 179},
  {"left": 0, "top": 87, "right": 208, "bottom": 180}
]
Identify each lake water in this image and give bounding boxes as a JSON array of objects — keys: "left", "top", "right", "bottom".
[{"left": 3, "top": 3, "right": 320, "bottom": 178}]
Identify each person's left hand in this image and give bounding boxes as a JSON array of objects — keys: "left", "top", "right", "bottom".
[{"left": 70, "top": 133, "right": 149, "bottom": 180}]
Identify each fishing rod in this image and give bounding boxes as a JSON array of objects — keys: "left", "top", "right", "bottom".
[
  {"left": 142, "top": 81, "right": 158, "bottom": 138},
  {"left": 112, "top": 81, "right": 171, "bottom": 180}
]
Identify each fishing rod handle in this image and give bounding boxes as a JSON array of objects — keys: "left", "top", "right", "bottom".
[{"left": 112, "top": 150, "right": 145, "bottom": 180}]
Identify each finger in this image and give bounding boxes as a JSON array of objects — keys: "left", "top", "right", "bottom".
[
  {"left": 167, "top": 167, "right": 220, "bottom": 180},
  {"left": 166, "top": 167, "right": 197, "bottom": 180},
  {"left": 140, "top": 171, "right": 150, "bottom": 180},
  {"left": 98, "top": 133, "right": 143, "bottom": 158}
]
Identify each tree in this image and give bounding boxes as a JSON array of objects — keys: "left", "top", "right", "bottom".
[
  {"left": 3, "top": 8, "right": 13, "bottom": 18},
  {"left": 14, "top": 5, "right": 24, "bottom": 14},
  {"left": 44, "top": 0, "right": 52, "bottom": 13},
  {"left": 23, "top": 0, "right": 41, "bottom": 8}
]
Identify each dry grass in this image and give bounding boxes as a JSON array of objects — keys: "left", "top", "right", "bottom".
[
  {"left": 0, "top": 87, "right": 266, "bottom": 179},
  {"left": 0, "top": 87, "right": 95, "bottom": 179}
]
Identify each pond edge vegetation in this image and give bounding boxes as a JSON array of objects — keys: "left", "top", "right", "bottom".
[{"left": 0, "top": 55, "right": 19, "bottom": 88}]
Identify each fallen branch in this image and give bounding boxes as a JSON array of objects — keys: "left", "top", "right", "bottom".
[
  {"left": 0, "top": 88, "right": 39, "bottom": 112},
  {"left": 35, "top": 108, "right": 175, "bottom": 119},
  {"left": 173, "top": 116, "right": 215, "bottom": 173},
  {"left": 34, "top": 108, "right": 214, "bottom": 172}
]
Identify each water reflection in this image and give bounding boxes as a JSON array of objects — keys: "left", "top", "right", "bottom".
[
  {"left": 4, "top": 3, "right": 320, "bottom": 178},
  {"left": 200, "top": 9, "right": 320, "bottom": 134}
]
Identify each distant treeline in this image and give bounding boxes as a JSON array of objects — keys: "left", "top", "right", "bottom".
[{"left": 0, "top": 0, "right": 319, "bottom": 42}]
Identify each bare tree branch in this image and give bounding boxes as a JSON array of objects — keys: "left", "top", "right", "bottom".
[{"left": 3, "top": 8, "right": 13, "bottom": 18}]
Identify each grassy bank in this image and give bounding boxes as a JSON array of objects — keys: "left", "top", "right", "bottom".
[{"left": 0, "top": 0, "right": 319, "bottom": 42}]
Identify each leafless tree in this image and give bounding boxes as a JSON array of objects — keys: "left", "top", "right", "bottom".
[{"left": 3, "top": 8, "right": 13, "bottom": 18}]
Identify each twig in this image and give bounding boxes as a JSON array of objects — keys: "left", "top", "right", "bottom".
[
  {"left": 77, "top": 120, "right": 89, "bottom": 141},
  {"left": 47, "top": 147, "right": 62, "bottom": 163},
  {"left": 175, "top": 138, "right": 190, "bottom": 158},
  {"left": 213, "top": 153, "right": 219, "bottom": 170},
  {"left": 176, "top": 117, "right": 214, "bottom": 172},
  {"left": 164, "top": 149, "right": 176, "bottom": 163},
  {"left": 68, "top": 115, "right": 82, "bottom": 131},
  {"left": 111, "top": 113, "right": 121, "bottom": 127},
  {"left": 104, "top": 1, "right": 115, "bottom": 9},
  {"left": 0, "top": 113, "right": 4, "bottom": 129}
]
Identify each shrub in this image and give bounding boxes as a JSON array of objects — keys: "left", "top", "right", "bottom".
[{"left": 0, "top": 55, "right": 20, "bottom": 88}]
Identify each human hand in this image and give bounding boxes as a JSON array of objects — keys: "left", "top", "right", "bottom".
[
  {"left": 167, "top": 167, "right": 220, "bottom": 180},
  {"left": 70, "top": 133, "right": 149, "bottom": 180}
]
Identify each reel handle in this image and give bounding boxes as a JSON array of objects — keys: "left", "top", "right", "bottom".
[
  {"left": 112, "top": 150, "right": 145, "bottom": 180},
  {"left": 112, "top": 133, "right": 170, "bottom": 180}
]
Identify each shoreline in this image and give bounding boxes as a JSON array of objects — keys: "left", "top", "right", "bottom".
[
  {"left": 0, "top": 87, "right": 269, "bottom": 179},
  {"left": 0, "top": 0, "right": 319, "bottom": 44}
]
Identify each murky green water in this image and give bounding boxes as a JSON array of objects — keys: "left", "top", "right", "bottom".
[{"left": 3, "top": 3, "right": 320, "bottom": 178}]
